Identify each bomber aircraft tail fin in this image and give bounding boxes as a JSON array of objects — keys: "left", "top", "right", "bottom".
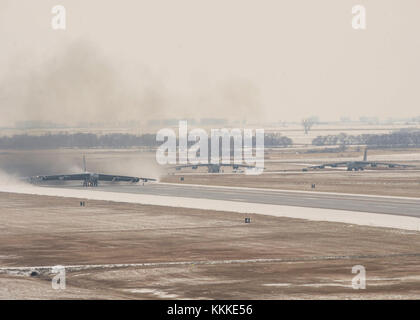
[{"left": 363, "top": 148, "right": 368, "bottom": 161}]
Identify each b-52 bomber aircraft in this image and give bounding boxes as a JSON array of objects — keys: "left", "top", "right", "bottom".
[
  {"left": 30, "top": 156, "right": 156, "bottom": 187},
  {"left": 175, "top": 163, "right": 256, "bottom": 173},
  {"left": 304, "top": 148, "right": 415, "bottom": 171}
]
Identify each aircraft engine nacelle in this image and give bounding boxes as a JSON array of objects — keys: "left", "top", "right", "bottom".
[{"left": 30, "top": 176, "right": 45, "bottom": 183}]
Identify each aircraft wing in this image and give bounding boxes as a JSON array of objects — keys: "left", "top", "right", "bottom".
[
  {"left": 175, "top": 163, "right": 256, "bottom": 169},
  {"left": 97, "top": 174, "right": 156, "bottom": 182},
  {"left": 174, "top": 164, "right": 209, "bottom": 168},
  {"left": 367, "top": 162, "right": 415, "bottom": 168},
  {"left": 219, "top": 163, "right": 256, "bottom": 168},
  {"left": 310, "top": 162, "right": 348, "bottom": 169},
  {"left": 173, "top": 164, "right": 210, "bottom": 171},
  {"left": 33, "top": 173, "right": 90, "bottom": 181}
]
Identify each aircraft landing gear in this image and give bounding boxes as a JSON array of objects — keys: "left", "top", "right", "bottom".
[{"left": 83, "top": 180, "right": 98, "bottom": 187}]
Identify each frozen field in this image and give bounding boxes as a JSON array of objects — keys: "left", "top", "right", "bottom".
[{"left": 1, "top": 192, "right": 420, "bottom": 299}]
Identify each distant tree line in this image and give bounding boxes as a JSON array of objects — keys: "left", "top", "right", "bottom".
[
  {"left": 312, "top": 133, "right": 366, "bottom": 146},
  {"left": 0, "top": 133, "right": 159, "bottom": 149},
  {"left": 263, "top": 133, "right": 293, "bottom": 147},
  {"left": 0, "top": 132, "right": 293, "bottom": 149},
  {"left": 312, "top": 130, "right": 420, "bottom": 147}
]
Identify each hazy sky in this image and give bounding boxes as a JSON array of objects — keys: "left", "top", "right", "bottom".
[{"left": 1, "top": 0, "right": 420, "bottom": 126}]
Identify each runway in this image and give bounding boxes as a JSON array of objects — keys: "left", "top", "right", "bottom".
[{"left": 57, "top": 182, "right": 420, "bottom": 218}]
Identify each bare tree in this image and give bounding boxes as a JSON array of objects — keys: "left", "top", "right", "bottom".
[{"left": 302, "top": 118, "right": 316, "bottom": 134}]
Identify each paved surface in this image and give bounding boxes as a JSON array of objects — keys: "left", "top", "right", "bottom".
[{"left": 50, "top": 183, "right": 420, "bottom": 218}]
